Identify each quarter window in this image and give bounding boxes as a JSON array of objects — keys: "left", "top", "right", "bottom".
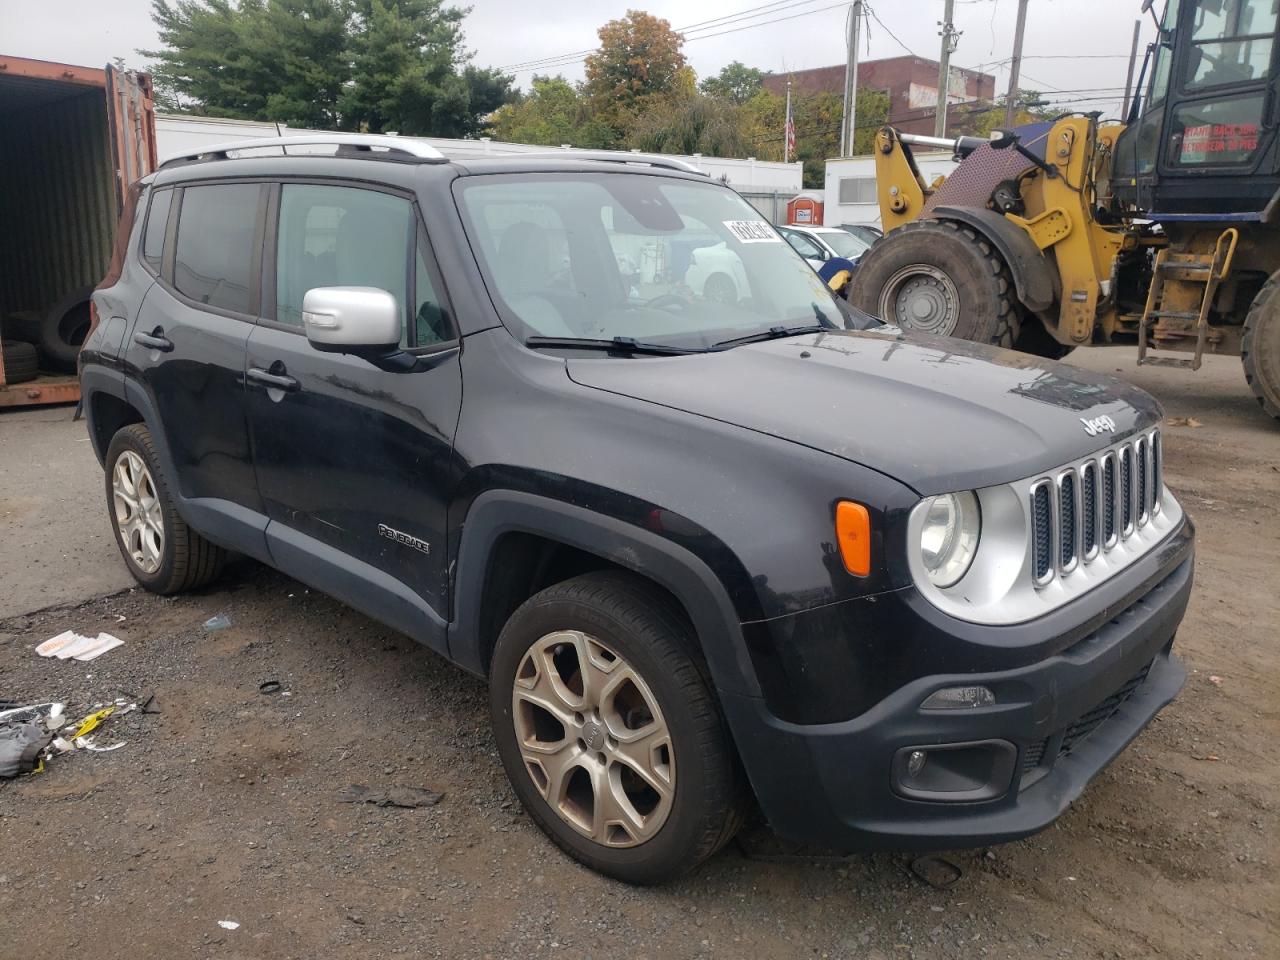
[
  {"left": 414, "top": 245, "right": 451, "bottom": 346},
  {"left": 276, "top": 184, "right": 413, "bottom": 343},
  {"left": 142, "top": 188, "right": 172, "bottom": 274},
  {"left": 173, "top": 184, "right": 260, "bottom": 314}
]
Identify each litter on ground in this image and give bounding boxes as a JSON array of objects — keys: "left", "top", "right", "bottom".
[
  {"left": 35, "top": 630, "right": 124, "bottom": 661},
  {"left": 0, "top": 698, "right": 147, "bottom": 777},
  {"left": 336, "top": 783, "right": 444, "bottom": 808}
]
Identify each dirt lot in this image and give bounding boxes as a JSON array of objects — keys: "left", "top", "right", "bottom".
[{"left": 1, "top": 349, "right": 1277, "bottom": 960}]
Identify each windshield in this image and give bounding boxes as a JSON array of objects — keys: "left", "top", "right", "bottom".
[
  {"left": 456, "top": 173, "right": 844, "bottom": 350},
  {"left": 820, "top": 230, "right": 870, "bottom": 260}
]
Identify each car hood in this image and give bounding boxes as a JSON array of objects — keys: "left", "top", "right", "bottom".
[{"left": 565, "top": 328, "right": 1163, "bottom": 495}]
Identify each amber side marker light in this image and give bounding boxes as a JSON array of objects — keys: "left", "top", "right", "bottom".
[{"left": 835, "top": 500, "right": 872, "bottom": 577}]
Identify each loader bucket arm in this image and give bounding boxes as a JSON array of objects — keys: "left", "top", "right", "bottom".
[{"left": 873, "top": 127, "right": 934, "bottom": 233}]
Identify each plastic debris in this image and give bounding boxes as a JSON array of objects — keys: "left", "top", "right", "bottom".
[
  {"left": 203, "top": 614, "right": 232, "bottom": 632},
  {"left": 336, "top": 783, "right": 444, "bottom": 808},
  {"left": 258, "top": 680, "right": 283, "bottom": 695},
  {"left": 1209, "top": 675, "right": 1223, "bottom": 686},
  {"left": 0, "top": 723, "right": 54, "bottom": 778},
  {"left": 217, "top": 920, "right": 240, "bottom": 931},
  {"left": 35, "top": 630, "right": 124, "bottom": 661}
]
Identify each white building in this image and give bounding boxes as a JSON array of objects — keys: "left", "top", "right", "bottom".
[
  {"left": 155, "top": 114, "right": 802, "bottom": 195},
  {"left": 823, "top": 151, "right": 959, "bottom": 229}
]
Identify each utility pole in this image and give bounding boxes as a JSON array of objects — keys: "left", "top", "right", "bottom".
[
  {"left": 1004, "top": 0, "right": 1030, "bottom": 128},
  {"left": 934, "top": 0, "right": 959, "bottom": 137},
  {"left": 1121, "top": 18, "right": 1142, "bottom": 119},
  {"left": 840, "top": 1, "right": 863, "bottom": 156}
]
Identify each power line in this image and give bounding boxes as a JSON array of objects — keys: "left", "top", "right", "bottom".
[{"left": 499, "top": 0, "right": 840, "bottom": 73}]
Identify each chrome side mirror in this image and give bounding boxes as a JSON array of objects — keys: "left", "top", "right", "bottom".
[{"left": 302, "top": 287, "right": 400, "bottom": 355}]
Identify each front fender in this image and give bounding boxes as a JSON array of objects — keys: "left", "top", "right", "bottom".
[
  {"left": 930, "top": 205, "right": 1056, "bottom": 314},
  {"left": 448, "top": 489, "right": 761, "bottom": 699}
]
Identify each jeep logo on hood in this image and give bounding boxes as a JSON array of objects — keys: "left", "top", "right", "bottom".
[{"left": 1080, "top": 415, "right": 1117, "bottom": 437}]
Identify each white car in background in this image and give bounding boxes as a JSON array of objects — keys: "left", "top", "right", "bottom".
[
  {"left": 777, "top": 225, "right": 872, "bottom": 271},
  {"left": 683, "top": 239, "right": 751, "bottom": 304}
]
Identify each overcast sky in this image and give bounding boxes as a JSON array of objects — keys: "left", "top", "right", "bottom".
[{"left": 2, "top": 0, "right": 1156, "bottom": 120}]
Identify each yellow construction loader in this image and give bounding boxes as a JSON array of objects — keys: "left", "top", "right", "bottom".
[{"left": 850, "top": 0, "right": 1280, "bottom": 421}]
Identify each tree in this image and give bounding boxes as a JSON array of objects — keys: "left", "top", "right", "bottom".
[
  {"left": 142, "top": 0, "right": 515, "bottom": 135},
  {"left": 491, "top": 75, "right": 616, "bottom": 148},
  {"left": 583, "top": 10, "right": 687, "bottom": 135},
  {"left": 956, "top": 90, "right": 1056, "bottom": 138},
  {"left": 738, "top": 87, "right": 890, "bottom": 187},
  {"left": 625, "top": 91, "right": 754, "bottom": 157},
  {"left": 699, "top": 61, "right": 764, "bottom": 105}
]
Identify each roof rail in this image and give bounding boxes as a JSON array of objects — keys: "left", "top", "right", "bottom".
[
  {"left": 159, "top": 134, "right": 447, "bottom": 169},
  {"left": 517, "top": 150, "right": 709, "bottom": 176}
]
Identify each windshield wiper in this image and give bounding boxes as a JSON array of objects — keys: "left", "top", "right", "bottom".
[
  {"left": 525, "top": 335, "right": 703, "bottom": 356},
  {"left": 710, "top": 324, "right": 825, "bottom": 350}
]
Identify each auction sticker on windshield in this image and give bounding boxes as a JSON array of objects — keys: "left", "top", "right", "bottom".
[{"left": 724, "top": 220, "right": 782, "bottom": 243}]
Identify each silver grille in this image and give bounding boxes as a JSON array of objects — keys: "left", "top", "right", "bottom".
[{"left": 1030, "top": 428, "right": 1163, "bottom": 589}]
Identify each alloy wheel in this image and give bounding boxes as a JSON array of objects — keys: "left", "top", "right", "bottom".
[
  {"left": 511, "top": 630, "right": 675, "bottom": 848},
  {"left": 112, "top": 450, "right": 165, "bottom": 574}
]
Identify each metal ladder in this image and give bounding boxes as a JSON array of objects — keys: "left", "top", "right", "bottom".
[{"left": 1137, "top": 227, "right": 1238, "bottom": 370}]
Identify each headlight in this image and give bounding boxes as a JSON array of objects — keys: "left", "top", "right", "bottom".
[{"left": 919, "top": 492, "right": 981, "bottom": 587}]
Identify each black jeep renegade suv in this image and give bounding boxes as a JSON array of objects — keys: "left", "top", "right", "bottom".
[{"left": 80, "top": 135, "right": 1194, "bottom": 884}]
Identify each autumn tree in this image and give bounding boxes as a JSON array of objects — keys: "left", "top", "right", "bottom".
[{"left": 583, "top": 10, "right": 687, "bottom": 136}]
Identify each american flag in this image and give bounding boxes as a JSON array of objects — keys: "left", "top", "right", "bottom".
[{"left": 784, "top": 80, "right": 795, "bottom": 161}]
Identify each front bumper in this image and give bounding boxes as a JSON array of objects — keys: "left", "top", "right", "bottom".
[{"left": 722, "top": 517, "right": 1194, "bottom": 851}]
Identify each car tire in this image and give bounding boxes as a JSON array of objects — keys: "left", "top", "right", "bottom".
[
  {"left": 2, "top": 340, "right": 39, "bottom": 384},
  {"left": 851, "top": 219, "right": 1020, "bottom": 347},
  {"left": 39, "top": 285, "right": 95, "bottom": 372},
  {"left": 104, "top": 424, "right": 226, "bottom": 594},
  {"left": 703, "top": 272, "right": 738, "bottom": 305},
  {"left": 489, "top": 571, "right": 746, "bottom": 884},
  {"left": 1242, "top": 271, "right": 1280, "bottom": 420}
]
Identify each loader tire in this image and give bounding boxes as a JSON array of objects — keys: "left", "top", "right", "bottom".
[
  {"left": 1242, "top": 272, "right": 1280, "bottom": 421},
  {"left": 851, "top": 219, "right": 1020, "bottom": 348},
  {"left": 2, "top": 340, "right": 39, "bottom": 384},
  {"left": 1013, "top": 316, "right": 1076, "bottom": 360}
]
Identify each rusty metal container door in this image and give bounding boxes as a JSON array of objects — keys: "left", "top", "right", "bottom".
[{"left": 105, "top": 64, "right": 157, "bottom": 211}]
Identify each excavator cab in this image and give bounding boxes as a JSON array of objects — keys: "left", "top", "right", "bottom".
[{"left": 1113, "top": 0, "right": 1280, "bottom": 217}]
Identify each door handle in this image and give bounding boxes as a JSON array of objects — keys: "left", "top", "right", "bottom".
[
  {"left": 133, "top": 330, "right": 173, "bottom": 352},
  {"left": 247, "top": 366, "right": 300, "bottom": 392}
]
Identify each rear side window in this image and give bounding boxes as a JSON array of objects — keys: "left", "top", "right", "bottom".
[
  {"left": 142, "top": 188, "right": 172, "bottom": 274},
  {"left": 276, "top": 183, "right": 413, "bottom": 342},
  {"left": 173, "top": 184, "right": 260, "bottom": 314}
]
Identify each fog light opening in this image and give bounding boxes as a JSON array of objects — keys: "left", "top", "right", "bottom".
[
  {"left": 921, "top": 685, "right": 996, "bottom": 710},
  {"left": 906, "top": 749, "right": 928, "bottom": 778}
]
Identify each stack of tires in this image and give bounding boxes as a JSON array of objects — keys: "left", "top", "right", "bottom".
[{"left": 1, "top": 285, "right": 94, "bottom": 384}]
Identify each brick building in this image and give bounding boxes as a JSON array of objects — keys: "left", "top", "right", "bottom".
[{"left": 763, "top": 55, "right": 996, "bottom": 138}]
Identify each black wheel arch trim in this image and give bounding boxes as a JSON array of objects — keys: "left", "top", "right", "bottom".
[
  {"left": 82, "top": 370, "right": 273, "bottom": 565},
  {"left": 929, "top": 205, "right": 1057, "bottom": 314},
  {"left": 448, "top": 489, "right": 761, "bottom": 699}
]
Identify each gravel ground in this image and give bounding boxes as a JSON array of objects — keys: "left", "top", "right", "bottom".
[{"left": 0, "top": 350, "right": 1277, "bottom": 959}]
